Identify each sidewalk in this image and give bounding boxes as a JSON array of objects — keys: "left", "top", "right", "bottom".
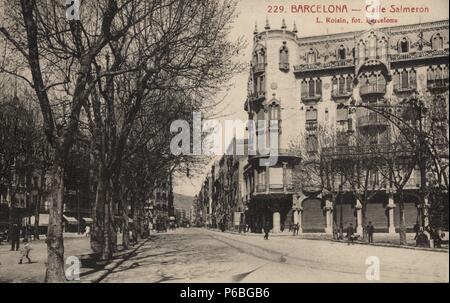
[
  {"left": 0, "top": 235, "right": 91, "bottom": 283},
  {"left": 209, "top": 229, "right": 449, "bottom": 253}
]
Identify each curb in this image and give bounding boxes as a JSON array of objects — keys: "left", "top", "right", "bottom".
[{"left": 207, "top": 228, "right": 448, "bottom": 253}]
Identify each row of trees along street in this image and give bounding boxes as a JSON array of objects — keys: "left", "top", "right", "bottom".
[
  {"left": 290, "top": 93, "right": 448, "bottom": 245},
  {"left": 0, "top": 0, "right": 244, "bottom": 282}
]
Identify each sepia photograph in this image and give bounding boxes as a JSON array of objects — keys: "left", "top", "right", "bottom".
[{"left": 0, "top": 0, "right": 448, "bottom": 291}]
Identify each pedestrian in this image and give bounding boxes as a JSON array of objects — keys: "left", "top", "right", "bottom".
[
  {"left": 84, "top": 225, "right": 91, "bottom": 237},
  {"left": 10, "top": 223, "right": 20, "bottom": 251},
  {"left": 129, "top": 230, "right": 134, "bottom": 245},
  {"left": 413, "top": 222, "right": 420, "bottom": 240},
  {"left": 18, "top": 240, "right": 32, "bottom": 264},
  {"left": 366, "top": 221, "right": 375, "bottom": 243},
  {"left": 346, "top": 223, "right": 355, "bottom": 245},
  {"left": 263, "top": 223, "right": 270, "bottom": 240},
  {"left": 293, "top": 223, "right": 299, "bottom": 236}
]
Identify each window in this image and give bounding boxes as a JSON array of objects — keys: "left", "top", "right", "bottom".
[
  {"left": 399, "top": 38, "right": 409, "bottom": 53},
  {"left": 279, "top": 43, "right": 289, "bottom": 71},
  {"left": 301, "top": 78, "right": 322, "bottom": 100},
  {"left": 431, "top": 33, "right": 444, "bottom": 50},
  {"left": 338, "top": 45, "right": 346, "bottom": 60},
  {"left": 307, "top": 48, "right": 317, "bottom": 64},
  {"left": 306, "top": 107, "right": 318, "bottom": 121},
  {"left": 357, "top": 39, "right": 366, "bottom": 62}
]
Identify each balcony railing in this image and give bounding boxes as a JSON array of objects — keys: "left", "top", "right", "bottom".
[
  {"left": 331, "top": 90, "right": 352, "bottom": 99},
  {"left": 357, "top": 115, "right": 389, "bottom": 129},
  {"left": 248, "top": 91, "right": 266, "bottom": 102},
  {"left": 301, "top": 94, "right": 321, "bottom": 103},
  {"left": 305, "top": 121, "right": 318, "bottom": 132},
  {"left": 393, "top": 84, "right": 417, "bottom": 94},
  {"left": 427, "top": 79, "right": 449, "bottom": 90},
  {"left": 252, "top": 63, "right": 266, "bottom": 74},
  {"left": 390, "top": 48, "right": 449, "bottom": 63},
  {"left": 293, "top": 59, "right": 354, "bottom": 73},
  {"left": 359, "top": 84, "right": 386, "bottom": 97}
]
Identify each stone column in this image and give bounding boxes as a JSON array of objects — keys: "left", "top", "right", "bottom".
[
  {"left": 293, "top": 209, "right": 298, "bottom": 225},
  {"left": 298, "top": 207, "right": 303, "bottom": 233},
  {"left": 387, "top": 192, "right": 396, "bottom": 234},
  {"left": 324, "top": 198, "right": 333, "bottom": 235},
  {"left": 273, "top": 211, "right": 281, "bottom": 233},
  {"left": 355, "top": 198, "right": 363, "bottom": 235}
]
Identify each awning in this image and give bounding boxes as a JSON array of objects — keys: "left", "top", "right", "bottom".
[
  {"left": 63, "top": 215, "right": 78, "bottom": 225},
  {"left": 82, "top": 217, "right": 93, "bottom": 224},
  {"left": 30, "top": 214, "right": 50, "bottom": 227}
]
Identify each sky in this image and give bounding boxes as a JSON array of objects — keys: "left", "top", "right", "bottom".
[{"left": 172, "top": 0, "right": 449, "bottom": 197}]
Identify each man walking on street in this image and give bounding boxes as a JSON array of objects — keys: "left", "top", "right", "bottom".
[
  {"left": 346, "top": 223, "right": 355, "bottom": 245},
  {"left": 10, "top": 223, "right": 20, "bottom": 251},
  {"left": 263, "top": 222, "right": 270, "bottom": 240},
  {"left": 366, "top": 221, "right": 375, "bottom": 243}
]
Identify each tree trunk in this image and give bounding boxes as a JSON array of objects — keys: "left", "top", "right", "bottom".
[
  {"left": 34, "top": 172, "right": 45, "bottom": 240},
  {"left": 44, "top": 161, "right": 65, "bottom": 282},
  {"left": 122, "top": 196, "right": 130, "bottom": 250},
  {"left": 91, "top": 171, "right": 106, "bottom": 254},
  {"left": 101, "top": 196, "right": 112, "bottom": 260},
  {"left": 398, "top": 198, "right": 407, "bottom": 245}
]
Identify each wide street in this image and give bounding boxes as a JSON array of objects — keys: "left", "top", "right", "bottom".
[
  {"left": 83, "top": 229, "right": 448, "bottom": 283},
  {"left": 1, "top": 228, "right": 448, "bottom": 283}
]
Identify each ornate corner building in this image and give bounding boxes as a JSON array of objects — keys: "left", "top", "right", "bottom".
[{"left": 242, "top": 19, "right": 449, "bottom": 234}]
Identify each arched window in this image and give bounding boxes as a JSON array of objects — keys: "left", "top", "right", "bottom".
[
  {"left": 301, "top": 80, "right": 308, "bottom": 99},
  {"left": 315, "top": 78, "right": 322, "bottom": 96},
  {"left": 346, "top": 75, "right": 353, "bottom": 92},
  {"left": 431, "top": 33, "right": 444, "bottom": 50},
  {"left": 269, "top": 102, "right": 281, "bottom": 121},
  {"left": 279, "top": 43, "right": 289, "bottom": 71},
  {"left": 427, "top": 67, "right": 435, "bottom": 82},
  {"left": 399, "top": 37, "right": 409, "bottom": 53},
  {"left": 357, "top": 40, "right": 366, "bottom": 61},
  {"left": 308, "top": 78, "right": 315, "bottom": 97},
  {"left": 409, "top": 69, "right": 417, "bottom": 88},
  {"left": 338, "top": 45, "right": 346, "bottom": 60},
  {"left": 306, "top": 107, "right": 318, "bottom": 121},
  {"left": 307, "top": 48, "right": 317, "bottom": 64},
  {"left": 378, "top": 37, "right": 388, "bottom": 59},
  {"left": 401, "top": 70, "right": 409, "bottom": 89},
  {"left": 368, "top": 32, "right": 377, "bottom": 59},
  {"left": 338, "top": 76, "right": 345, "bottom": 94}
]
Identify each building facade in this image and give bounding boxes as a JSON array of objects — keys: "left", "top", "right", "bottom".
[{"left": 242, "top": 19, "right": 448, "bottom": 234}]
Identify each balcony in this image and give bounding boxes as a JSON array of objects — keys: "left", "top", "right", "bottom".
[
  {"left": 252, "top": 63, "right": 266, "bottom": 75},
  {"left": 305, "top": 121, "right": 318, "bottom": 132},
  {"left": 390, "top": 48, "right": 449, "bottom": 63},
  {"left": 331, "top": 90, "right": 352, "bottom": 100},
  {"left": 301, "top": 94, "right": 321, "bottom": 103},
  {"left": 293, "top": 59, "right": 354, "bottom": 74},
  {"left": 248, "top": 91, "right": 266, "bottom": 103},
  {"left": 359, "top": 84, "right": 386, "bottom": 97},
  {"left": 427, "top": 79, "right": 449, "bottom": 91},
  {"left": 393, "top": 84, "right": 416, "bottom": 94},
  {"left": 357, "top": 115, "right": 389, "bottom": 130}
]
